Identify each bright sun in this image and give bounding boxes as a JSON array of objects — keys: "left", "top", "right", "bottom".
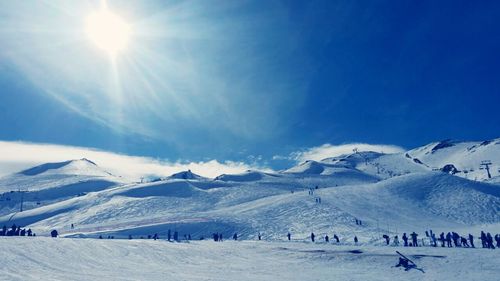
[{"left": 85, "top": 9, "right": 130, "bottom": 55}]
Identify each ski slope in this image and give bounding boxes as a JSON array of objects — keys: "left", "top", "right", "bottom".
[{"left": 1, "top": 237, "right": 499, "bottom": 281}]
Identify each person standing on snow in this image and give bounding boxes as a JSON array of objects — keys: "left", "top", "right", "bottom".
[
  {"left": 402, "top": 233, "right": 408, "bottom": 247},
  {"left": 410, "top": 232, "right": 418, "bottom": 247}
]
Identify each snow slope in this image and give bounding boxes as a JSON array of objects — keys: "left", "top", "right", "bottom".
[
  {"left": 407, "top": 139, "right": 500, "bottom": 182},
  {"left": 0, "top": 159, "right": 123, "bottom": 216},
  {"left": 1, "top": 238, "right": 499, "bottom": 281}
]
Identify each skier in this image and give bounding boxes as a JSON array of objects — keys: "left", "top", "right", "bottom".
[
  {"left": 402, "top": 233, "right": 408, "bottom": 247},
  {"left": 233, "top": 233, "right": 238, "bottom": 241},
  {"left": 167, "top": 229, "right": 171, "bottom": 241},
  {"left": 287, "top": 232, "right": 291, "bottom": 241},
  {"left": 325, "top": 235, "right": 329, "bottom": 242},
  {"left": 354, "top": 236, "right": 358, "bottom": 244},
  {"left": 258, "top": 232, "right": 262, "bottom": 241},
  {"left": 311, "top": 232, "right": 315, "bottom": 242},
  {"left": 394, "top": 251, "right": 425, "bottom": 273}
]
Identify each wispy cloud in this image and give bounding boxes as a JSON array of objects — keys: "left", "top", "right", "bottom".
[
  {"left": 279, "top": 143, "right": 405, "bottom": 163},
  {"left": 0, "top": 141, "right": 272, "bottom": 180}
]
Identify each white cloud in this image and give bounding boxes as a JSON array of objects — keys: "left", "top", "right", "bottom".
[
  {"left": 0, "top": 141, "right": 272, "bottom": 180},
  {"left": 287, "top": 143, "right": 405, "bottom": 163}
]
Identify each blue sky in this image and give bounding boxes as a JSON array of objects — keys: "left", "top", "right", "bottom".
[{"left": 1, "top": 0, "right": 499, "bottom": 170}]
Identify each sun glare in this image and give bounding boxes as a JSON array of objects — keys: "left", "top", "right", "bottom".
[{"left": 85, "top": 9, "right": 130, "bottom": 55}]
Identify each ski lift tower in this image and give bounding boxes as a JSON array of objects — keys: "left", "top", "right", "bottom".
[{"left": 479, "top": 160, "right": 492, "bottom": 179}]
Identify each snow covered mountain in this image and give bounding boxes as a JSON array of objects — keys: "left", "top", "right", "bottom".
[
  {"left": 0, "top": 158, "right": 123, "bottom": 216},
  {"left": 0, "top": 138, "right": 498, "bottom": 244}
]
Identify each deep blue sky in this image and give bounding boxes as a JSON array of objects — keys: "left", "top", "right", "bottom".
[{"left": 0, "top": 0, "right": 499, "bottom": 169}]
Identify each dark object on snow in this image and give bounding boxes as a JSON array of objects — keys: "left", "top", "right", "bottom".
[
  {"left": 258, "top": 232, "right": 262, "bottom": 240},
  {"left": 287, "top": 232, "right": 291, "bottom": 241},
  {"left": 402, "top": 233, "right": 408, "bottom": 247},
  {"left": 441, "top": 164, "right": 459, "bottom": 175},
  {"left": 334, "top": 234, "right": 340, "bottom": 243},
  {"left": 354, "top": 236, "right": 358, "bottom": 244},
  {"left": 325, "top": 235, "right": 329, "bottom": 242},
  {"left": 167, "top": 229, "right": 171, "bottom": 241},
  {"left": 383, "top": 234, "right": 390, "bottom": 245},
  {"left": 413, "top": 158, "right": 424, "bottom": 164},
  {"left": 311, "top": 232, "right": 315, "bottom": 242},
  {"left": 233, "top": 233, "right": 238, "bottom": 240},
  {"left": 173, "top": 231, "right": 179, "bottom": 242},
  {"left": 410, "top": 232, "right": 418, "bottom": 247},
  {"left": 394, "top": 251, "right": 425, "bottom": 273},
  {"left": 50, "top": 230, "right": 58, "bottom": 238}
]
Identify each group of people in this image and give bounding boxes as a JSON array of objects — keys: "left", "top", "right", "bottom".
[
  {"left": 0, "top": 224, "right": 35, "bottom": 237},
  {"left": 380, "top": 229, "right": 500, "bottom": 250}
]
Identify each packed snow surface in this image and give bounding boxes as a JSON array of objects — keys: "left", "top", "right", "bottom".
[{"left": 1, "top": 238, "right": 499, "bottom": 281}]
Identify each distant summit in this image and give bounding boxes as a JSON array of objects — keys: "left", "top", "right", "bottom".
[
  {"left": 18, "top": 158, "right": 104, "bottom": 176},
  {"left": 168, "top": 170, "right": 204, "bottom": 180}
]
